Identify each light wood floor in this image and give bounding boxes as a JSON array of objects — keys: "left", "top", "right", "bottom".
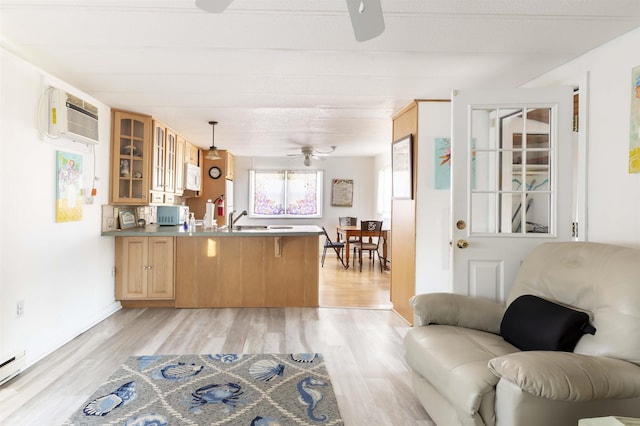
[
  {"left": 319, "top": 251, "right": 393, "bottom": 309},
  {"left": 0, "top": 258, "right": 434, "bottom": 425}
]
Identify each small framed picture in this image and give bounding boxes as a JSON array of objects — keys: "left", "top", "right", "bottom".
[
  {"left": 331, "top": 179, "right": 354, "bottom": 207},
  {"left": 118, "top": 208, "right": 137, "bottom": 230},
  {"left": 392, "top": 134, "right": 413, "bottom": 199}
]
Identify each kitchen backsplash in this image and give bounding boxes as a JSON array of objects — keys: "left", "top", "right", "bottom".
[{"left": 101, "top": 205, "right": 158, "bottom": 232}]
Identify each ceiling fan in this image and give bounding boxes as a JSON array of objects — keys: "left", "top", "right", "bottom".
[
  {"left": 195, "top": 0, "right": 385, "bottom": 42},
  {"left": 287, "top": 146, "right": 336, "bottom": 167}
]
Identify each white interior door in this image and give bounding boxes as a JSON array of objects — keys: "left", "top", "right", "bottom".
[{"left": 451, "top": 87, "right": 574, "bottom": 302}]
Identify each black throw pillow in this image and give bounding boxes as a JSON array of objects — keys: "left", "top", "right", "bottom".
[{"left": 500, "top": 294, "right": 596, "bottom": 352}]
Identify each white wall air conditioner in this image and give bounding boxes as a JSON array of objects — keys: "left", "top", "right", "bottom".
[
  {"left": 48, "top": 87, "right": 100, "bottom": 145},
  {"left": 0, "top": 350, "right": 25, "bottom": 386}
]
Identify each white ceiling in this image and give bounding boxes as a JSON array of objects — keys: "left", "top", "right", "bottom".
[{"left": 1, "top": 0, "right": 639, "bottom": 157}]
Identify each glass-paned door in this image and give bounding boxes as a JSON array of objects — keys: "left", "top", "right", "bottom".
[{"left": 470, "top": 107, "right": 552, "bottom": 235}]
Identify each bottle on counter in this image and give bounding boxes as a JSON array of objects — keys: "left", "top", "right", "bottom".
[{"left": 189, "top": 212, "right": 196, "bottom": 232}]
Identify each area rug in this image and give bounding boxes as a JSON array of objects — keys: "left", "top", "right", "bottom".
[{"left": 64, "top": 353, "right": 343, "bottom": 425}]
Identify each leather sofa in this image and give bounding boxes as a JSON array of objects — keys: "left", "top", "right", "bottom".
[{"left": 404, "top": 242, "right": 640, "bottom": 426}]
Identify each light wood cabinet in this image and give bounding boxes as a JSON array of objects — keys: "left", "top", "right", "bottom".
[
  {"left": 151, "top": 121, "right": 166, "bottom": 192},
  {"left": 110, "top": 110, "right": 152, "bottom": 205},
  {"left": 164, "top": 127, "right": 177, "bottom": 194},
  {"left": 111, "top": 110, "right": 199, "bottom": 205},
  {"left": 225, "top": 151, "right": 234, "bottom": 180},
  {"left": 150, "top": 120, "right": 179, "bottom": 203},
  {"left": 115, "top": 236, "right": 175, "bottom": 300},
  {"left": 175, "top": 235, "right": 319, "bottom": 308},
  {"left": 175, "top": 135, "right": 186, "bottom": 195},
  {"left": 185, "top": 142, "right": 200, "bottom": 166}
]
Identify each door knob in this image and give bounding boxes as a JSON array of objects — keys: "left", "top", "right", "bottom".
[{"left": 456, "top": 239, "right": 469, "bottom": 249}]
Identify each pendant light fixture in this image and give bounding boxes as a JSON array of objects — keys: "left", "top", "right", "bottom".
[{"left": 205, "top": 120, "right": 221, "bottom": 160}]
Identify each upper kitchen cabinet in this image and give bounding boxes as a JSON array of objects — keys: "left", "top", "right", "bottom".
[
  {"left": 151, "top": 120, "right": 178, "bottom": 204},
  {"left": 111, "top": 109, "right": 201, "bottom": 205},
  {"left": 185, "top": 142, "right": 201, "bottom": 166},
  {"left": 164, "top": 126, "right": 177, "bottom": 195},
  {"left": 111, "top": 110, "right": 152, "bottom": 205},
  {"left": 151, "top": 121, "right": 166, "bottom": 193},
  {"left": 175, "top": 135, "right": 186, "bottom": 195},
  {"left": 225, "top": 151, "right": 234, "bottom": 180}
]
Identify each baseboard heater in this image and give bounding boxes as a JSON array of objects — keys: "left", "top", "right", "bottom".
[{"left": 0, "top": 351, "right": 25, "bottom": 386}]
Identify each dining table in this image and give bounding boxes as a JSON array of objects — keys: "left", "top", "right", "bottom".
[{"left": 336, "top": 225, "right": 390, "bottom": 269}]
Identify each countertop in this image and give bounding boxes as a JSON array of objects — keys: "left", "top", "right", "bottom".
[{"left": 101, "top": 224, "right": 323, "bottom": 237}]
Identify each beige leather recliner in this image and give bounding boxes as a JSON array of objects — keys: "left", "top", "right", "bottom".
[{"left": 404, "top": 242, "right": 640, "bottom": 426}]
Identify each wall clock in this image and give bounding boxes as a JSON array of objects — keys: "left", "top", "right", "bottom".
[{"left": 208, "top": 166, "right": 222, "bottom": 179}]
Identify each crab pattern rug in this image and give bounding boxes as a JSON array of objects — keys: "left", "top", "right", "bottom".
[{"left": 64, "top": 353, "right": 343, "bottom": 425}]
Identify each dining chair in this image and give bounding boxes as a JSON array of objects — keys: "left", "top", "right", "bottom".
[
  {"left": 338, "top": 216, "right": 359, "bottom": 257},
  {"left": 321, "top": 226, "right": 347, "bottom": 269},
  {"left": 353, "top": 220, "right": 383, "bottom": 272}
]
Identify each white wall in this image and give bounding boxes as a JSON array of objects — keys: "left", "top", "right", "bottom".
[
  {"left": 526, "top": 27, "right": 640, "bottom": 247},
  {"left": 0, "top": 47, "right": 119, "bottom": 367},
  {"left": 231, "top": 156, "right": 380, "bottom": 237},
  {"left": 415, "top": 102, "right": 452, "bottom": 294}
]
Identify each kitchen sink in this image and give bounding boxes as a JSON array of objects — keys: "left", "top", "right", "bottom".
[
  {"left": 232, "top": 225, "right": 295, "bottom": 231},
  {"left": 233, "top": 225, "right": 269, "bottom": 231}
]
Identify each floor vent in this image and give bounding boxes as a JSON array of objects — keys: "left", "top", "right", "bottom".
[{"left": 0, "top": 351, "right": 25, "bottom": 386}]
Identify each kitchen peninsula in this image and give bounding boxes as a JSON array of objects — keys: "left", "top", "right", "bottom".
[{"left": 102, "top": 225, "right": 322, "bottom": 309}]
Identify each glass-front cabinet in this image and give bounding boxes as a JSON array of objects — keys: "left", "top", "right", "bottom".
[
  {"left": 111, "top": 110, "right": 199, "bottom": 206},
  {"left": 152, "top": 122, "right": 166, "bottom": 192},
  {"left": 111, "top": 110, "right": 152, "bottom": 205},
  {"left": 164, "top": 127, "right": 177, "bottom": 194}
]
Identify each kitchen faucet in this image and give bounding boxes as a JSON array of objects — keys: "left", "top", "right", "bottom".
[{"left": 229, "top": 210, "right": 248, "bottom": 230}]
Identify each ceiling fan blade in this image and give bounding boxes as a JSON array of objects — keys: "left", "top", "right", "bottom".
[
  {"left": 345, "top": 0, "right": 385, "bottom": 42},
  {"left": 195, "top": 0, "right": 234, "bottom": 13}
]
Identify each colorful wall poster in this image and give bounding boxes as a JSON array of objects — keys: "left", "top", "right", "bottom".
[
  {"left": 434, "top": 137, "right": 451, "bottom": 189},
  {"left": 56, "top": 150, "right": 83, "bottom": 222},
  {"left": 630, "top": 65, "right": 640, "bottom": 173}
]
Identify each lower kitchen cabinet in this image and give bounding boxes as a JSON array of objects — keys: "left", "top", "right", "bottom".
[
  {"left": 175, "top": 235, "right": 319, "bottom": 308},
  {"left": 115, "top": 236, "right": 175, "bottom": 301}
]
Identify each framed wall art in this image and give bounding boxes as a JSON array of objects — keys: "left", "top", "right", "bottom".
[
  {"left": 118, "top": 208, "right": 138, "bottom": 230},
  {"left": 392, "top": 134, "right": 413, "bottom": 199},
  {"left": 331, "top": 179, "right": 354, "bottom": 207},
  {"left": 630, "top": 64, "right": 640, "bottom": 173},
  {"left": 56, "top": 150, "right": 83, "bottom": 223}
]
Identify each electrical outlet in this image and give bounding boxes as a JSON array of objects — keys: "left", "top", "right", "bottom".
[{"left": 16, "top": 300, "right": 24, "bottom": 318}]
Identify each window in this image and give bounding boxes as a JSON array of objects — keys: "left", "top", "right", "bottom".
[
  {"left": 470, "top": 107, "right": 553, "bottom": 235},
  {"left": 249, "top": 170, "right": 323, "bottom": 218},
  {"left": 377, "top": 164, "right": 392, "bottom": 218}
]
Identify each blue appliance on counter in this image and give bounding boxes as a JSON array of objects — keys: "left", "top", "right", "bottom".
[{"left": 156, "top": 205, "right": 190, "bottom": 226}]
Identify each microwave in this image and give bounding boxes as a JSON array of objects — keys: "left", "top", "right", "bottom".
[
  {"left": 156, "top": 205, "right": 189, "bottom": 226},
  {"left": 184, "top": 163, "right": 201, "bottom": 191}
]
